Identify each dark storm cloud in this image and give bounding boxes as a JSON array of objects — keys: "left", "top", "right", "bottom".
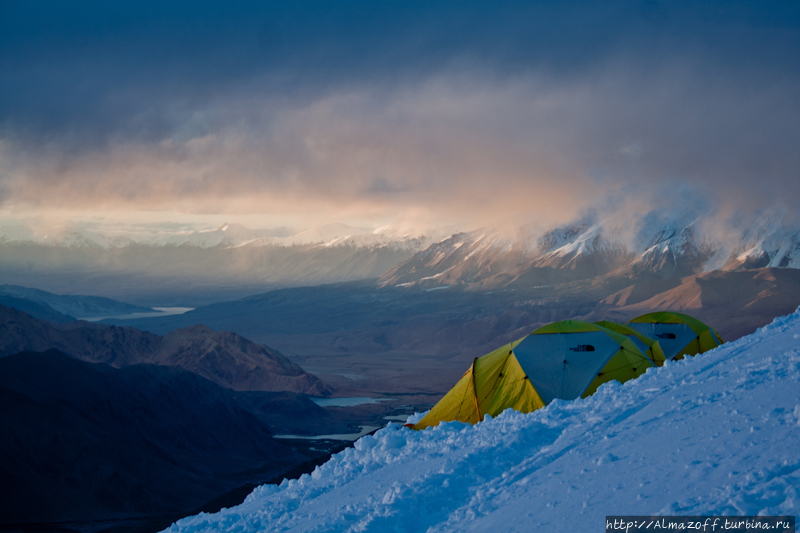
[
  {"left": 1, "top": 0, "right": 793, "bottom": 144},
  {"left": 0, "top": 0, "right": 798, "bottom": 222}
]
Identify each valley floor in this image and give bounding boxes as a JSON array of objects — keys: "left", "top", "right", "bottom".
[{"left": 106, "top": 268, "right": 800, "bottom": 403}]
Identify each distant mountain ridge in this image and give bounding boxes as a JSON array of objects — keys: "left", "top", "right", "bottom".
[
  {"left": 0, "top": 294, "right": 76, "bottom": 323},
  {"left": 0, "top": 305, "right": 331, "bottom": 396},
  {"left": 0, "top": 223, "right": 442, "bottom": 304},
  {"left": 0, "top": 283, "right": 153, "bottom": 319},
  {"left": 0, "top": 221, "right": 440, "bottom": 251},
  {"left": 380, "top": 214, "right": 800, "bottom": 290},
  {"left": 2, "top": 215, "right": 798, "bottom": 304}
]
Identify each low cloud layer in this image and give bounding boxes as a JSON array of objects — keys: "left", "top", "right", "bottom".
[{"left": 1, "top": 1, "right": 798, "bottom": 230}]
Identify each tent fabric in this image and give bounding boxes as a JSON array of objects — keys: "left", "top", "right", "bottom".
[
  {"left": 626, "top": 312, "right": 723, "bottom": 361},
  {"left": 412, "top": 340, "right": 544, "bottom": 430},
  {"left": 522, "top": 321, "right": 654, "bottom": 402},
  {"left": 580, "top": 340, "right": 653, "bottom": 398},
  {"left": 594, "top": 320, "right": 667, "bottom": 366},
  {"left": 513, "top": 328, "right": 625, "bottom": 404},
  {"left": 627, "top": 311, "right": 711, "bottom": 334},
  {"left": 413, "top": 320, "right": 654, "bottom": 430}
]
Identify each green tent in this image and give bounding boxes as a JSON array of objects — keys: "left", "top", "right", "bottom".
[
  {"left": 413, "top": 320, "right": 655, "bottom": 430},
  {"left": 626, "top": 311, "right": 723, "bottom": 361},
  {"left": 594, "top": 320, "right": 667, "bottom": 366}
]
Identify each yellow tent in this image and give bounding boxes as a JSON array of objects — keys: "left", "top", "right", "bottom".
[
  {"left": 626, "top": 311, "right": 723, "bottom": 361},
  {"left": 413, "top": 320, "right": 654, "bottom": 430}
]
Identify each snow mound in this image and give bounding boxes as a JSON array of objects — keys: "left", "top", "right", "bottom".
[{"left": 165, "top": 309, "right": 800, "bottom": 532}]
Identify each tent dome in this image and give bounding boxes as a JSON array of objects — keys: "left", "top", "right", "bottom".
[
  {"left": 413, "top": 320, "right": 654, "bottom": 430},
  {"left": 626, "top": 311, "right": 723, "bottom": 361}
]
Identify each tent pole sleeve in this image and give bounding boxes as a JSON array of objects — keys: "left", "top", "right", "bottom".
[{"left": 471, "top": 357, "right": 482, "bottom": 422}]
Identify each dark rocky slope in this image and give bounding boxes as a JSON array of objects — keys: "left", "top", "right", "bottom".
[
  {"left": 0, "top": 350, "right": 320, "bottom": 524},
  {"left": 0, "top": 305, "right": 331, "bottom": 396}
]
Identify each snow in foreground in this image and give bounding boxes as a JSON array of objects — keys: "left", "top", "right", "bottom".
[{"left": 166, "top": 310, "right": 800, "bottom": 532}]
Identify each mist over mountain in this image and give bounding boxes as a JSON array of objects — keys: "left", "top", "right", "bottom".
[
  {"left": 380, "top": 210, "right": 800, "bottom": 290},
  {"left": 3, "top": 208, "right": 799, "bottom": 305},
  {"left": 0, "top": 221, "right": 439, "bottom": 250},
  {"left": 5, "top": 205, "right": 799, "bottom": 405},
  {"left": 0, "top": 222, "right": 439, "bottom": 305}
]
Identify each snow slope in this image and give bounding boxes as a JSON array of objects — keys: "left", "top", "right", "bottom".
[{"left": 166, "top": 309, "right": 800, "bottom": 533}]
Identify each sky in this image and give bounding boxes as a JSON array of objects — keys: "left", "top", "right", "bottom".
[{"left": 1, "top": 0, "right": 799, "bottom": 233}]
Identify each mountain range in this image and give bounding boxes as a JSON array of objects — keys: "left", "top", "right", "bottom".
[
  {"left": 0, "top": 305, "right": 331, "bottom": 396},
  {"left": 0, "top": 223, "right": 437, "bottom": 305},
  {"left": 3, "top": 213, "right": 799, "bottom": 305},
  {"left": 380, "top": 214, "right": 800, "bottom": 290},
  {"left": 98, "top": 267, "right": 800, "bottom": 407},
  {"left": 0, "top": 221, "right": 440, "bottom": 250},
  {"left": 0, "top": 307, "right": 371, "bottom": 527},
  {"left": 2, "top": 214, "right": 800, "bottom": 529},
  {"left": 0, "top": 283, "right": 154, "bottom": 319}
]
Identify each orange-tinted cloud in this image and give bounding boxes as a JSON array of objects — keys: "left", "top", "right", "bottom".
[{"left": 1, "top": 2, "right": 797, "bottom": 231}]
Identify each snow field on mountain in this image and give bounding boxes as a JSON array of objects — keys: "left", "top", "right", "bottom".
[{"left": 165, "top": 309, "right": 800, "bottom": 533}]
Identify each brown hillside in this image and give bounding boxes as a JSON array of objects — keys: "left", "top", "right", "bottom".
[{"left": 592, "top": 268, "right": 800, "bottom": 341}]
